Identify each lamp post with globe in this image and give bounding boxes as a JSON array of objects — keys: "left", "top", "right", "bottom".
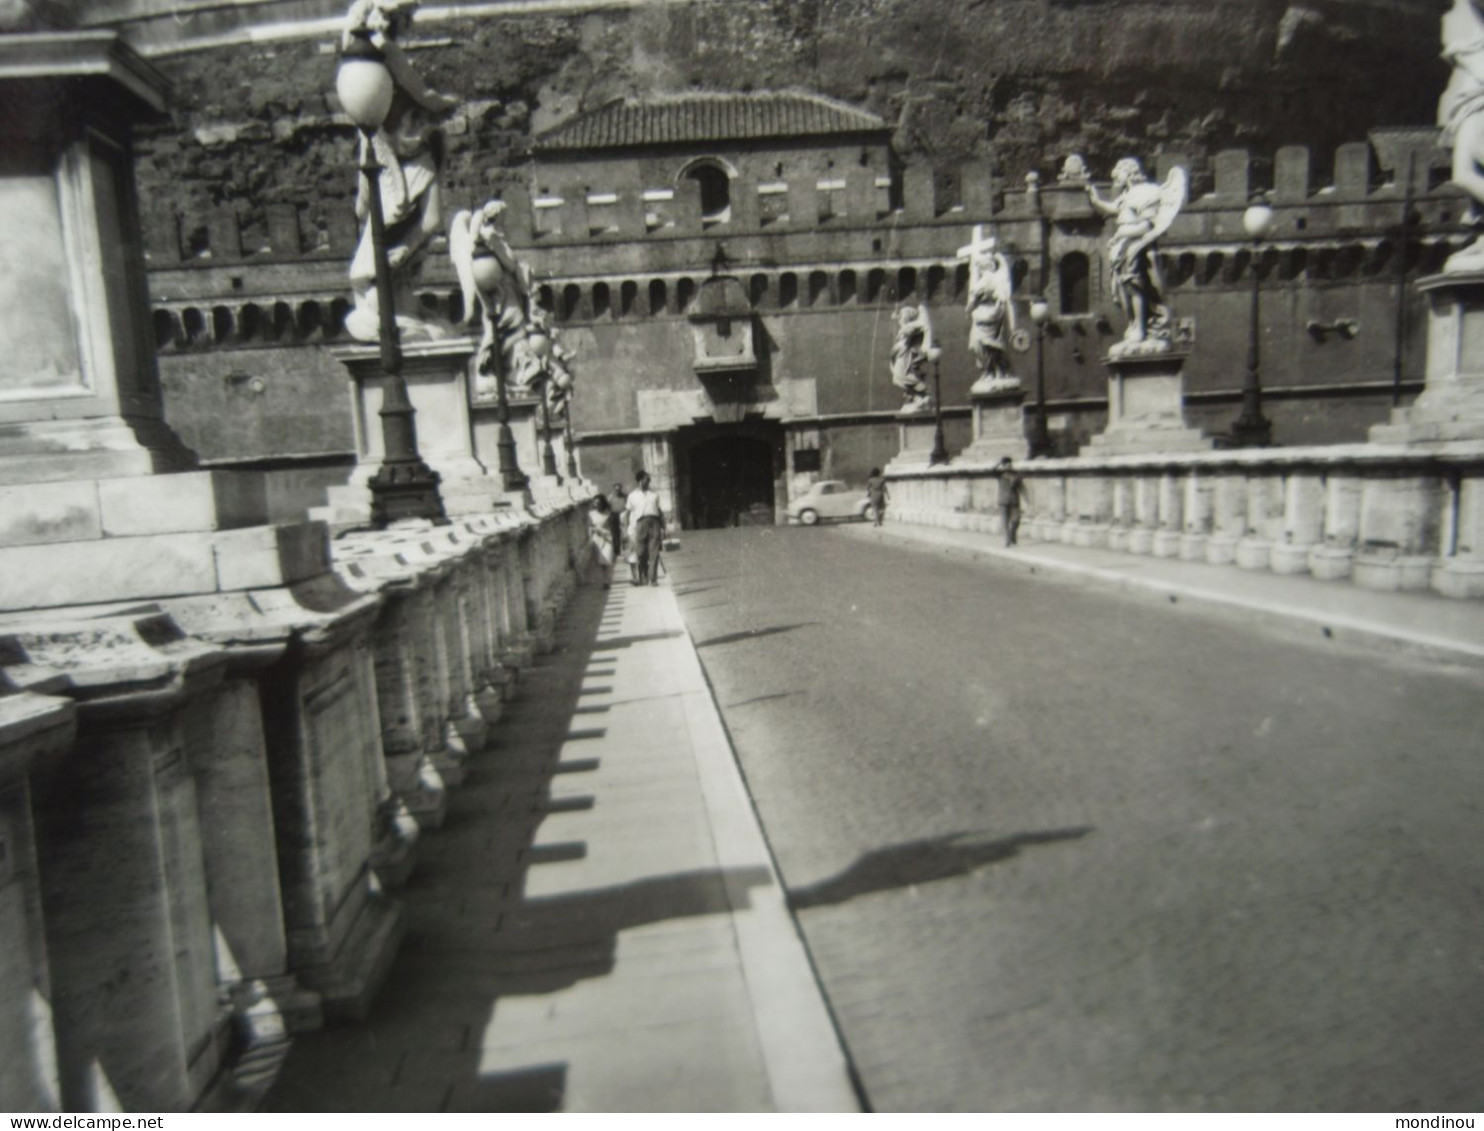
[
  {"left": 467, "top": 249, "right": 529, "bottom": 492},
  {"left": 336, "top": 30, "right": 446, "bottom": 524},
  {"left": 1229, "top": 196, "right": 1275, "bottom": 447}
]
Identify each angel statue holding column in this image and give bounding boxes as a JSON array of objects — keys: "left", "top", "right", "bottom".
[
  {"left": 890, "top": 304, "right": 935, "bottom": 413},
  {"left": 340, "top": 0, "right": 459, "bottom": 343},
  {"left": 958, "top": 226, "right": 1020, "bottom": 393},
  {"left": 1085, "top": 157, "right": 1187, "bottom": 353}
]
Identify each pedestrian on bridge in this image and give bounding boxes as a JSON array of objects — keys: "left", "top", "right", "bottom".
[
  {"left": 866, "top": 467, "right": 889, "bottom": 527},
  {"left": 626, "top": 471, "right": 667, "bottom": 585},
  {"left": 997, "top": 457, "right": 1027, "bottom": 547}
]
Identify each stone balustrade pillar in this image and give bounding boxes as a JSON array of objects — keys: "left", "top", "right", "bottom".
[
  {"left": 1070, "top": 474, "right": 1113, "bottom": 547},
  {"left": 1129, "top": 474, "right": 1160, "bottom": 555},
  {"left": 1237, "top": 472, "right": 1284, "bottom": 570},
  {"left": 0, "top": 685, "right": 76, "bottom": 1114},
  {"left": 1353, "top": 469, "right": 1444, "bottom": 591},
  {"left": 1179, "top": 470, "right": 1214, "bottom": 560},
  {"left": 1310, "top": 472, "right": 1363, "bottom": 580},
  {"left": 1434, "top": 467, "right": 1484, "bottom": 597},
  {"left": 1205, "top": 472, "right": 1248, "bottom": 565},
  {"left": 1272, "top": 471, "right": 1326, "bottom": 575},
  {"left": 1107, "top": 477, "right": 1136, "bottom": 552},
  {"left": 10, "top": 617, "right": 231, "bottom": 1113},
  {"left": 1152, "top": 471, "right": 1184, "bottom": 558}
]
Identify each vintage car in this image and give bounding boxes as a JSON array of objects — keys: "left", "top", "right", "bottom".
[{"left": 786, "top": 480, "right": 873, "bottom": 525}]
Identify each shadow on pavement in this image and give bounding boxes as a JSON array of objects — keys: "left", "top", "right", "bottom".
[
  {"left": 788, "top": 827, "right": 1094, "bottom": 911},
  {"left": 264, "top": 579, "right": 772, "bottom": 1113},
  {"left": 695, "top": 622, "right": 822, "bottom": 649}
]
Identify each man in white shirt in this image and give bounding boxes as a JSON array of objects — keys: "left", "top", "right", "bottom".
[{"left": 624, "top": 471, "right": 666, "bottom": 585}]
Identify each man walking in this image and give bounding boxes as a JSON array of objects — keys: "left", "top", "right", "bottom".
[
  {"left": 625, "top": 471, "right": 666, "bottom": 585},
  {"left": 865, "top": 467, "right": 889, "bottom": 527},
  {"left": 996, "top": 456, "right": 1027, "bottom": 547}
]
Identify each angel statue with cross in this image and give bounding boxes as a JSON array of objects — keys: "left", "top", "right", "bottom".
[
  {"left": 957, "top": 225, "right": 1020, "bottom": 393},
  {"left": 1085, "top": 157, "right": 1187, "bottom": 354}
]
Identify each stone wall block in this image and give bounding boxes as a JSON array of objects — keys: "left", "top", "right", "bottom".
[
  {"left": 1213, "top": 150, "right": 1252, "bottom": 200},
  {"left": 265, "top": 203, "right": 302, "bottom": 258},
  {"left": 1274, "top": 145, "right": 1313, "bottom": 202},
  {"left": 213, "top": 522, "right": 331, "bottom": 592},
  {"left": 903, "top": 165, "right": 937, "bottom": 221}
]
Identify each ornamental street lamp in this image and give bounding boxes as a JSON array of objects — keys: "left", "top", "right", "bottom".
[
  {"left": 1229, "top": 196, "right": 1275, "bottom": 447},
  {"left": 469, "top": 252, "right": 529, "bottom": 492},
  {"left": 927, "top": 342, "right": 948, "bottom": 466},
  {"left": 539, "top": 379, "right": 560, "bottom": 480},
  {"left": 336, "top": 32, "right": 446, "bottom": 525},
  {"left": 563, "top": 395, "right": 578, "bottom": 480},
  {"left": 1028, "top": 297, "right": 1054, "bottom": 458}
]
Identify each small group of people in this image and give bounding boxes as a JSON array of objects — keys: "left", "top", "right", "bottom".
[{"left": 587, "top": 471, "right": 667, "bottom": 588}]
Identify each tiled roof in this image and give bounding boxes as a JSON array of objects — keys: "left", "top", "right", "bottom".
[{"left": 533, "top": 91, "right": 888, "bottom": 151}]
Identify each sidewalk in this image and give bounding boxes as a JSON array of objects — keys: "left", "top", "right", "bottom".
[
  {"left": 839, "top": 520, "right": 1484, "bottom": 668},
  {"left": 265, "top": 573, "right": 859, "bottom": 1113}
]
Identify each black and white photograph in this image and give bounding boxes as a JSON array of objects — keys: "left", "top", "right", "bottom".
[{"left": 0, "top": 0, "right": 1482, "bottom": 1116}]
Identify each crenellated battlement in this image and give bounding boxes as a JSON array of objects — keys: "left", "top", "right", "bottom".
[{"left": 141, "top": 129, "right": 1466, "bottom": 270}]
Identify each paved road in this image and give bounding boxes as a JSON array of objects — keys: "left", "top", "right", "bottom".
[{"left": 664, "top": 525, "right": 1484, "bottom": 1112}]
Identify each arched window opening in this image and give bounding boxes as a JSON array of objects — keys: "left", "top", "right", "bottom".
[
  {"left": 924, "top": 265, "right": 945, "bottom": 301},
  {"left": 952, "top": 262, "right": 970, "bottom": 297},
  {"left": 649, "top": 279, "right": 668, "bottom": 315},
  {"left": 779, "top": 272, "right": 799, "bottom": 308},
  {"left": 297, "top": 301, "right": 323, "bottom": 340},
  {"left": 212, "top": 305, "right": 234, "bottom": 343},
  {"left": 562, "top": 283, "right": 582, "bottom": 321},
  {"left": 272, "top": 302, "right": 294, "bottom": 341},
  {"left": 897, "top": 267, "right": 917, "bottom": 300},
  {"left": 537, "top": 285, "right": 555, "bottom": 313},
  {"left": 749, "top": 273, "right": 770, "bottom": 307},
  {"left": 592, "top": 282, "right": 611, "bottom": 320},
  {"left": 153, "top": 309, "right": 178, "bottom": 350},
  {"left": 183, "top": 306, "right": 206, "bottom": 345},
  {"left": 1058, "top": 253, "right": 1090, "bottom": 315},
  {"left": 809, "top": 270, "right": 830, "bottom": 307},
  {"left": 685, "top": 163, "right": 731, "bottom": 224},
  {"left": 620, "top": 280, "right": 638, "bottom": 316},
  {"left": 866, "top": 268, "right": 886, "bottom": 304},
  {"left": 677, "top": 276, "right": 697, "bottom": 312},
  {"left": 839, "top": 269, "right": 857, "bottom": 304}
]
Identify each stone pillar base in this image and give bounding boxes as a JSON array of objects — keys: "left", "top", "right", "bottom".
[
  {"left": 1370, "top": 272, "right": 1484, "bottom": 445},
  {"left": 1352, "top": 552, "right": 1435, "bottom": 591},
  {"left": 297, "top": 896, "right": 405, "bottom": 1024},
  {"left": 888, "top": 413, "right": 941, "bottom": 469},
  {"left": 1433, "top": 558, "right": 1484, "bottom": 598},
  {"left": 959, "top": 387, "right": 1026, "bottom": 464},
  {"left": 1087, "top": 349, "right": 1212, "bottom": 455}
]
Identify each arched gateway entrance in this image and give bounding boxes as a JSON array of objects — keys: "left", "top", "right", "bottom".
[{"left": 675, "top": 421, "right": 784, "bottom": 529}]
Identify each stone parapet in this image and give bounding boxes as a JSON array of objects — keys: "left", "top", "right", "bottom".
[{"left": 885, "top": 441, "right": 1484, "bottom": 599}]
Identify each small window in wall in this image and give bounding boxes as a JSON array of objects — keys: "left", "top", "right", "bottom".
[
  {"left": 1059, "top": 252, "right": 1090, "bottom": 315},
  {"left": 685, "top": 162, "right": 732, "bottom": 223},
  {"left": 793, "top": 448, "right": 822, "bottom": 473}
]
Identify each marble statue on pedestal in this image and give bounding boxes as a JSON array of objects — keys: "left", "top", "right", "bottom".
[
  {"left": 343, "top": 0, "right": 459, "bottom": 343},
  {"left": 1440, "top": 0, "right": 1484, "bottom": 272},
  {"left": 957, "top": 225, "right": 1020, "bottom": 393},
  {"left": 890, "top": 304, "right": 935, "bottom": 413},
  {"left": 450, "top": 199, "right": 535, "bottom": 400},
  {"left": 1085, "top": 157, "right": 1187, "bottom": 356}
]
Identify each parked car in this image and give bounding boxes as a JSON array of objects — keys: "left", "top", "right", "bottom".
[{"left": 786, "top": 480, "right": 872, "bottom": 525}]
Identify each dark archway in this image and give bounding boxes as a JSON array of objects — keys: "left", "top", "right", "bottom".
[{"left": 681, "top": 428, "right": 779, "bottom": 530}]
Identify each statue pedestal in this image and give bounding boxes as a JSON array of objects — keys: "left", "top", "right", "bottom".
[
  {"left": 887, "top": 411, "right": 940, "bottom": 469},
  {"left": 318, "top": 340, "right": 516, "bottom": 523},
  {"left": 959, "top": 386, "right": 1026, "bottom": 464},
  {"left": 1086, "top": 349, "right": 1211, "bottom": 455},
  {"left": 1370, "top": 272, "right": 1484, "bottom": 445},
  {"left": 0, "top": 37, "right": 195, "bottom": 486},
  {"left": 471, "top": 396, "right": 545, "bottom": 487}
]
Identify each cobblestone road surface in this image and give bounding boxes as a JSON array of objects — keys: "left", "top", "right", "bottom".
[{"left": 666, "top": 525, "right": 1484, "bottom": 1112}]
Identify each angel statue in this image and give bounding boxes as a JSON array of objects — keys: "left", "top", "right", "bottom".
[
  {"left": 449, "top": 200, "right": 534, "bottom": 400},
  {"left": 958, "top": 228, "right": 1020, "bottom": 393},
  {"left": 1085, "top": 157, "right": 1187, "bottom": 353},
  {"left": 341, "top": 0, "right": 459, "bottom": 343},
  {"left": 890, "top": 304, "right": 935, "bottom": 413},
  {"left": 1440, "top": 0, "right": 1484, "bottom": 271}
]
